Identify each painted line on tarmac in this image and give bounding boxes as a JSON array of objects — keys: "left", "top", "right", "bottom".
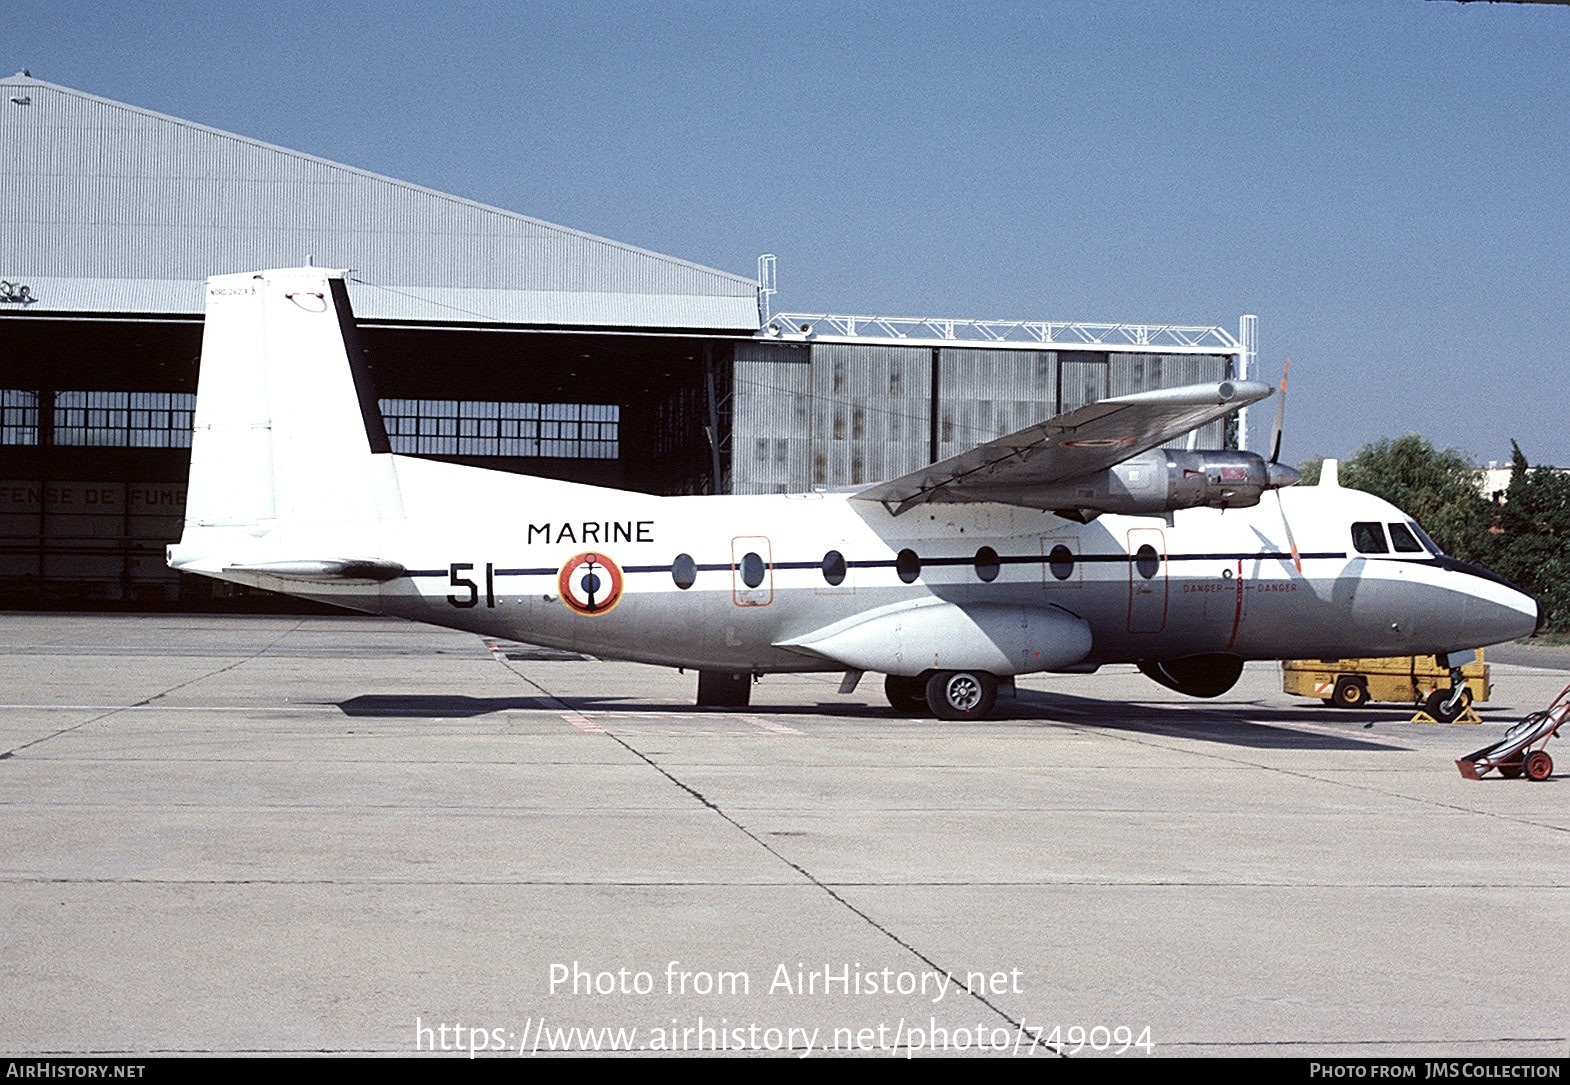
[
  {"left": 736, "top": 714, "right": 806, "bottom": 735},
  {"left": 557, "top": 710, "right": 805, "bottom": 736},
  {"left": 560, "top": 711, "right": 608, "bottom": 734}
]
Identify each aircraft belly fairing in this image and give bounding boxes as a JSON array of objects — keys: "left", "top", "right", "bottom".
[{"left": 776, "top": 599, "right": 1093, "bottom": 677}]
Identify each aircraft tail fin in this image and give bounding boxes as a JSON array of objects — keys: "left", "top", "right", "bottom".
[{"left": 180, "top": 268, "right": 403, "bottom": 547}]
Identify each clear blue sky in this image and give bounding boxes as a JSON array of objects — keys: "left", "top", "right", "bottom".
[{"left": 10, "top": 1, "right": 1569, "bottom": 467}]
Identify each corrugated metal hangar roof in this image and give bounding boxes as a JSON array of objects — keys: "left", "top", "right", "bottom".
[{"left": 0, "top": 73, "right": 761, "bottom": 330}]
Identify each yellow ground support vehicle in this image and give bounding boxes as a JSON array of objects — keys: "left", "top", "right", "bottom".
[{"left": 1281, "top": 650, "right": 1490, "bottom": 721}]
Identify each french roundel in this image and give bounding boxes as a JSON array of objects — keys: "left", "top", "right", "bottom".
[{"left": 558, "top": 552, "right": 624, "bottom": 616}]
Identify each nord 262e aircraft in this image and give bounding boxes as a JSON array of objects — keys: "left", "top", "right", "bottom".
[{"left": 167, "top": 268, "right": 1539, "bottom": 720}]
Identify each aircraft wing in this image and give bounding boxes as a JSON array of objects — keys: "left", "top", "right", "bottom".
[{"left": 852, "top": 380, "right": 1273, "bottom": 516}]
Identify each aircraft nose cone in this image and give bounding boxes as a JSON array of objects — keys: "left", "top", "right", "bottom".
[
  {"left": 1458, "top": 565, "right": 1540, "bottom": 645},
  {"left": 1266, "top": 462, "right": 1301, "bottom": 490}
]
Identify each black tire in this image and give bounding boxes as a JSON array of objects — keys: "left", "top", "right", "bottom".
[
  {"left": 1498, "top": 760, "right": 1524, "bottom": 779},
  {"left": 1525, "top": 750, "right": 1554, "bottom": 782},
  {"left": 1330, "top": 677, "right": 1368, "bottom": 709},
  {"left": 1424, "top": 687, "right": 1472, "bottom": 723},
  {"left": 924, "top": 670, "right": 998, "bottom": 721},
  {"left": 884, "top": 674, "right": 931, "bottom": 715}
]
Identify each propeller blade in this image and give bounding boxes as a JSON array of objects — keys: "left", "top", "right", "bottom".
[
  {"left": 1276, "top": 489, "right": 1302, "bottom": 574},
  {"left": 1268, "top": 358, "right": 1289, "bottom": 465},
  {"left": 1267, "top": 361, "right": 1300, "bottom": 572}
]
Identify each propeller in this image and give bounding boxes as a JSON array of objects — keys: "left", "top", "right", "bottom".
[
  {"left": 1267, "top": 359, "right": 1302, "bottom": 573},
  {"left": 1267, "top": 358, "right": 1288, "bottom": 466}
]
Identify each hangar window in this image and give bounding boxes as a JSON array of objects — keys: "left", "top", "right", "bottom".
[
  {"left": 49, "top": 391, "right": 194, "bottom": 448},
  {"left": 2, "top": 390, "right": 38, "bottom": 444},
  {"left": 896, "top": 548, "right": 921, "bottom": 584},
  {"left": 380, "top": 399, "right": 619, "bottom": 459}
]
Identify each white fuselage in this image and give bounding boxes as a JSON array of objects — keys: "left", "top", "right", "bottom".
[{"left": 176, "top": 452, "right": 1538, "bottom": 677}]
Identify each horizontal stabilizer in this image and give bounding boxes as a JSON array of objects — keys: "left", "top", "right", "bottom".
[{"left": 222, "top": 559, "right": 407, "bottom": 583}]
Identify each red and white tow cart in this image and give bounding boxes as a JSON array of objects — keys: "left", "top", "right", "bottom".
[{"left": 1456, "top": 682, "right": 1568, "bottom": 781}]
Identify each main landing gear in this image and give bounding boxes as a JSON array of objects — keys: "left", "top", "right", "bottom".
[
  {"left": 696, "top": 670, "right": 751, "bottom": 707},
  {"left": 885, "top": 670, "right": 1001, "bottom": 720},
  {"left": 883, "top": 674, "right": 928, "bottom": 714}
]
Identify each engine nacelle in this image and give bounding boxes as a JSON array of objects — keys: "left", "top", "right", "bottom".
[
  {"left": 1157, "top": 449, "right": 1299, "bottom": 510},
  {"left": 1019, "top": 449, "right": 1299, "bottom": 520}
]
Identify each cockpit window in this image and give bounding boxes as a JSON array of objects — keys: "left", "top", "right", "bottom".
[
  {"left": 1408, "top": 521, "right": 1445, "bottom": 556},
  {"left": 1351, "top": 522, "right": 1389, "bottom": 554},
  {"left": 1388, "top": 522, "right": 1424, "bottom": 553}
]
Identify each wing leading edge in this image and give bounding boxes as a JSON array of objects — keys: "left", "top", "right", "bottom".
[{"left": 852, "top": 380, "right": 1274, "bottom": 516}]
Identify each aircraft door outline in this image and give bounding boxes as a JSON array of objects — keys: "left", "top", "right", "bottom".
[
  {"left": 1126, "top": 527, "right": 1168, "bottom": 634},
  {"left": 731, "top": 535, "right": 774, "bottom": 607}
]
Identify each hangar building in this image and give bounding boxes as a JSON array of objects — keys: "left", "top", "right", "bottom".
[{"left": 0, "top": 73, "right": 1253, "bottom": 608}]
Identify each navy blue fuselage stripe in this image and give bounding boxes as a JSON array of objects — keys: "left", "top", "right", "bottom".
[{"left": 400, "top": 550, "right": 1360, "bottom": 582}]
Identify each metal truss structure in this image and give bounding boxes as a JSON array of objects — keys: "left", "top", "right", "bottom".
[{"left": 757, "top": 312, "right": 1243, "bottom": 355}]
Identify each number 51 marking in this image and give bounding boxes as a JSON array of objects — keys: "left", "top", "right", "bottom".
[{"left": 448, "top": 562, "right": 496, "bottom": 608}]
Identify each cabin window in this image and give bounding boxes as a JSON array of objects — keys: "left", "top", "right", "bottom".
[
  {"left": 896, "top": 548, "right": 921, "bottom": 584},
  {"left": 973, "top": 546, "right": 1000, "bottom": 583},
  {"left": 1387, "top": 523, "right": 1423, "bottom": 553},
  {"left": 1134, "top": 543, "right": 1160, "bottom": 580},
  {"left": 1048, "top": 544, "right": 1075, "bottom": 581},
  {"left": 739, "top": 551, "right": 766, "bottom": 588},
  {"left": 821, "top": 550, "right": 847, "bottom": 586},
  {"left": 1351, "top": 522, "right": 1389, "bottom": 554},
  {"left": 671, "top": 553, "right": 697, "bottom": 590}
]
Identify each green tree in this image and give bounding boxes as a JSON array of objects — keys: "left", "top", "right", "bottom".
[{"left": 1488, "top": 441, "right": 1570, "bottom": 633}]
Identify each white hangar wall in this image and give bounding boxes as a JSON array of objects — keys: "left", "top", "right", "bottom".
[{"left": 0, "top": 72, "right": 760, "bottom": 328}]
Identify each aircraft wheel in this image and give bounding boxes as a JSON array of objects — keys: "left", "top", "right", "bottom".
[
  {"left": 1498, "top": 760, "right": 1524, "bottom": 779},
  {"left": 884, "top": 674, "right": 931, "bottom": 715},
  {"left": 1525, "top": 750, "right": 1554, "bottom": 782},
  {"left": 1331, "top": 677, "right": 1368, "bottom": 709},
  {"left": 1424, "top": 687, "right": 1472, "bottom": 723},
  {"left": 925, "top": 670, "right": 998, "bottom": 721}
]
